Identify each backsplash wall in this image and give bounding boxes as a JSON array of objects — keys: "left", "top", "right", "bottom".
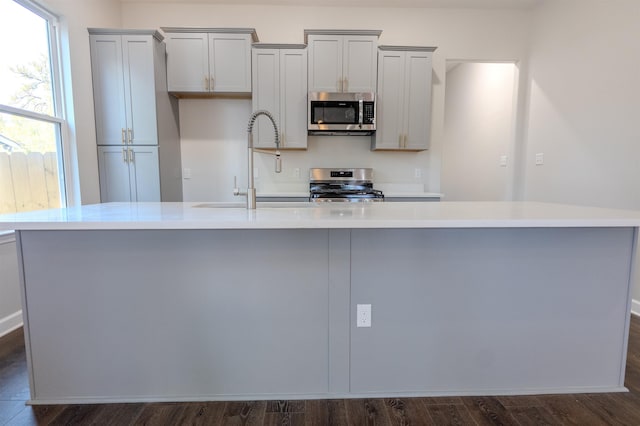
[{"left": 179, "top": 98, "right": 432, "bottom": 201}]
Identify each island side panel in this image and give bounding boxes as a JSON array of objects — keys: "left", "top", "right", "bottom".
[
  {"left": 350, "top": 227, "right": 635, "bottom": 394},
  {"left": 20, "top": 229, "right": 330, "bottom": 402}
]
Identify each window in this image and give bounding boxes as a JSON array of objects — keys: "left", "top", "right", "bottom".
[{"left": 0, "top": 0, "right": 67, "bottom": 214}]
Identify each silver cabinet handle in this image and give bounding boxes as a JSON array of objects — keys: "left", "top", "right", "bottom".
[
  {"left": 128, "top": 148, "right": 134, "bottom": 163},
  {"left": 205, "top": 76, "right": 209, "bottom": 91},
  {"left": 122, "top": 148, "right": 127, "bottom": 163},
  {"left": 210, "top": 75, "right": 214, "bottom": 91},
  {"left": 127, "top": 128, "right": 132, "bottom": 145},
  {"left": 121, "top": 128, "right": 126, "bottom": 145}
]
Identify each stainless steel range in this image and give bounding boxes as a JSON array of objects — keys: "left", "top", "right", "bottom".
[{"left": 309, "top": 168, "right": 384, "bottom": 203}]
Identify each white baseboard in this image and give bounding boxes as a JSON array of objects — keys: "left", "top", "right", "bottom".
[
  {"left": 0, "top": 310, "right": 23, "bottom": 338},
  {"left": 632, "top": 299, "right": 640, "bottom": 317}
]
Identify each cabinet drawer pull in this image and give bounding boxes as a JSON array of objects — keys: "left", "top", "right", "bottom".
[
  {"left": 128, "top": 148, "right": 134, "bottom": 163},
  {"left": 205, "top": 76, "right": 209, "bottom": 91},
  {"left": 127, "top": 128, "right": 132, "bottom": 144},
  {"left": 121, "top": 128, "right": 126, "bottom": 145},
  {"left": 210, "top": 75, "right": 214, "bottom": 91},
  {"left": 122, "top": 148, "right": 127, "bottom": 163}
]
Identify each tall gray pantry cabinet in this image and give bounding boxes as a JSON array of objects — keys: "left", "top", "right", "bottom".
[{"left": 89, "top": 29, "right": 182, "bottom": 202}]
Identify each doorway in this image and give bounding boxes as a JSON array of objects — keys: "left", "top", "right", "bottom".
[{"left": 441, "top": 61, "right": 518, "bottom": 201}]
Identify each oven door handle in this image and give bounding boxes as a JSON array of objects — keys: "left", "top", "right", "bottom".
[{"left": 358, "top": 99, "right": 363, "bottom": 129}]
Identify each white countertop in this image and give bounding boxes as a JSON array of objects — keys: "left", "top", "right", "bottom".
[{"left": 1, "top": 201, "right": 640, "bottom": 230}]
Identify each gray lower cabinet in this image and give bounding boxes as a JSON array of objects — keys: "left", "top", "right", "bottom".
[
  {"left": 16, "top": 226, "right": 633, "bottom": 402},
  {"left": 97, "top": 146, "right": 160, "bottom": 202}
]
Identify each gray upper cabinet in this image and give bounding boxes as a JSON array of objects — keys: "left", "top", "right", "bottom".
[
  {"left": 252, "top": 45, "right": 308, "bottom": 149},
  {"left": 89, "top": 29, "right": 182, "bottom": 203},
  {"left": 162, "top": 28, "right": 258, "bottom": 95},
  {"left": 305, "top": 30, "right": 380, "bottom": 93},
  {"left": 372, "top": 46, "right": 437, "bottom": 151},
  {"left": 89, "top": 32, "right": 158, "bottom": 146}
]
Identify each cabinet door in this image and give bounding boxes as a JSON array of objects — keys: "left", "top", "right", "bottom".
[
  {"left": 280, "top": 49, "right": 307, "bottom": 149},
  {"left": 252, "top": 49, "right": 280, "bottom": 148},
  {"left": 129, "top": 146, "right": 160, "bottom": 202},
  {"left": 122, "top": 35, "right": 158, "bottom": 145},
  {"left": 343, "top": 36, "right": 378, "bottom": 93},
  {"left": 165, "top": 33, "right": 209, "bottom": 92},
  {"left": 280, "top": 49, "right": 308, "bottom": 149},
  {"left": 308, "top": 35, "right": 343, "bottom": 93},
  {"left": 404, "top": 52, "right": 432, "bottom": 150},
  {"left": 373, "top": 51, "right": 405, "bottom": 149},
  {"left": 98, "top": 146, "right": 132, "bottom": 202},
  {"left": 90, "top": 35, "right": 127, "bottom": 146},
  {"left": 210, "top": 34, "right": 252, "bottom": 93}
]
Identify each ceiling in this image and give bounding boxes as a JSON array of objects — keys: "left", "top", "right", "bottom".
[{"left": 120, "top": 0, "right": 542, "bottom": 9}]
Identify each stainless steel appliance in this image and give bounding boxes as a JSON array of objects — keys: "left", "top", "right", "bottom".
[
  {"left": 308, "top": 92, "right": 375, "bottom": 135},
  {"left": 309, "top": 168, "right": 384, "bottom": 202}
]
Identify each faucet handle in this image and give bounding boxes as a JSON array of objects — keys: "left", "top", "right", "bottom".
[
  {"left": 275, "top": 152, "right": 282, "bottom": 174},
  {"left": 233, "top": 175, "right": 245, "bottom": 196}
]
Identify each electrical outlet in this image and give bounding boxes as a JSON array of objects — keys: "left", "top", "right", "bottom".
[
  {"left": 414, "top": 168, "right": 422, "bottom": 179},
  {"left": 294, "top": 168, "right": 300, "bottom": 179},
  {"left": 357, "top": 304, "right": 371, "bottom": 328},
  {"left": 499, "top": 155, "right": 508, "bottom": 167},
  {"left": 535, "top": 153, "right": 544, "bottom": 166},
  {"left": 182, "top": 168, "right": 191, "bottom": 179}
]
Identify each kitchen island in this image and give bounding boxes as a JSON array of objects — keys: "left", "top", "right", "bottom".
[{"left": 1, "top": 201, "right": 639, "bottom": 404}]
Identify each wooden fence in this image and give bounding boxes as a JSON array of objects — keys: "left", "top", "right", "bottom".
[{"left": 0, "top": 152, "right": 61, "bottom": 215}]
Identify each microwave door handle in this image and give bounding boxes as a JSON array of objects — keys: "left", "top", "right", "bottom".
[{"left": 358, "top": 100, "right": 363, "bottom": 129}]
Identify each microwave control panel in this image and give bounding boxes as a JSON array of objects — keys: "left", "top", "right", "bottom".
[{"left": 363, "top": 102, "right": 375, "bottom": 124}]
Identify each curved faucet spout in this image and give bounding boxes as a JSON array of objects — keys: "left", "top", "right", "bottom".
[
  {"left": 247, "top": 110, "right": 280, "bottom": 150},
  {"left": 236, "top": 110, "right": 281, "bottom": 209}
]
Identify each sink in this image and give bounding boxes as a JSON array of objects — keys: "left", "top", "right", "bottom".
[
  {"left": 192, "top": 203, "right": 245, "bottom": 208},
  {"left": 192, "top": 202, "right": 314, "bottom": 209}
]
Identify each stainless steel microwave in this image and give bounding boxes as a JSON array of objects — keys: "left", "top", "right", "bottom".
[{"left": 308, "top": 92, "right": 376, "bottom": 135}]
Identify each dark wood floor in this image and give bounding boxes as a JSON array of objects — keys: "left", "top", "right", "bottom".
[{"left": 2, "top": 316, "right": 640, "bottom": 425}]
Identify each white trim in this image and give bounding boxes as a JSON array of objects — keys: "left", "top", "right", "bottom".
[
  {"left": 0, "top": 311, "right": 23, "bottom": 339},
  {"left": 632, "top": 299, "right": 640, "bottom": 317},
  {"left": 0, "top": 104, "right": 63, "bottom": 125}
]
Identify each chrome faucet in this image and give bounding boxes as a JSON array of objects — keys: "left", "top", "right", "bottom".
[{"left": 233, "top": 110, "right": 281, "bottom": 209}]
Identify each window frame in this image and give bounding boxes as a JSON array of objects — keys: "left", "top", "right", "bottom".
[{"left": 0, "top": 0, "right": 71, "bottom": 209}]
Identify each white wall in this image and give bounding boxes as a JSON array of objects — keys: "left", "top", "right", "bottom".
[
  {"left": 120, "top": 4, "right": 532, "bottom": 199},
  {"left": 523, "top": 0, "right": 640, "bottom": 208},
  {"left": 441, "top": 62, "right": 517, "bottom": 201},
  {"left": 522, "top": 0, "right": 640, "bottom": 301},
  {"left": 0, "top": 234, "right": 21, "bottom": 337}
]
